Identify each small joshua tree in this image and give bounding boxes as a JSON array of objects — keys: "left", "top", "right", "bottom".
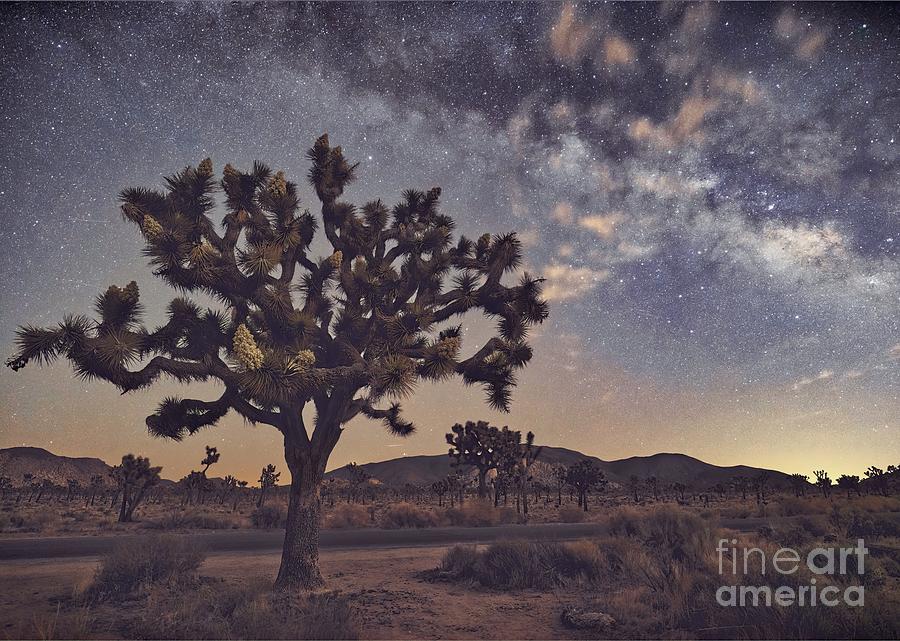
[
  {"left": 344, "top": 462, "right": 370, "bottom": 503},
  {"left": 865, "top": 466, "right": 887, "bottom": 496},
  {"left": 431, "top": 479, "right": 449, "bottom": 507},
  {"left": 112, "top": 454, "right": 161, "bottom": 522},
  {"left": 627, "top": 475, "right": 642, "bottom": 503},
  {"left": 565, "top": 459, "right": 606, "bottom": 512},
  {"left": 789, "top": 473, "right": 809, "bottom": 497},
  {"left": 498, "top": 429, "right": 541, "bottom": 519},
  {"left": 836, "top": 474, "right": 861, "bottom": 499},
  {"left": 553, "top": 465, "right": 569, "bottom": 507},
  {"left": 813, "top": 469, "right": 832, "bottom": 498},
  {"left": 258, "top": 464, "right": 280, "bottom": 507},
  {"left": 7, "top": 135, "right": 547, "bottom": 589},
  {"left": 65, "top": 479, "right": 81, "bottom": 503},
  {"left": 731, "top": 476, "right": 750, "bottom": 501},
  {"left": 645, "top": 476, "right": 660, "bottom": 502},
  {"left": 446, "top": 421, "right": 522, "bottom": 499},
  {"left": 86, "top": 475, "right": 105, "bottom": 506},
  {"left": 753, "top": 472, "right": 770, "bottom": 506}
]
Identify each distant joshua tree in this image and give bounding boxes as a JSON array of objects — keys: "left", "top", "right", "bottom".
[
  {"left": 731, "top": 476, "right": 750, "bottom": 501},
  {"left": 789, "top": 473, "right": 809, "bottom": 497},
  {"left": 627, "top": 475, "right": 642, "bottom": 503},
  {"left": 86, "top": 474, "right": 105, "bottom": 506},
  {"left": 111, "top": 454, "right": 161, "bottom": 522},
  {"left": 65, "top": 479, "right": 81, "bottom": 503},
  {"left": 6, "top": 136, "right": 547, "bottom": 589},
  {"left": 836, "top": 474, "right": 861, "bottom": 499},
  {"left": 344, "top": 463, "right": 370, "bottom": 504},
  {"left": 813, "top": 470, "right": 832, "bottom": 498},
  {"left": 446, "top": 470, "right": 466, "bottom": 507},
  {"left": 645, "top": 476, "right": 660, "bottom": 502},
  {"left": 753, "top": 472, "right": 770, "bottom": 505},
  {"left": 553, "top": 465, "right": 568, "bottom": 507},
  {"left": 447, "top": 421, "right": 522, "bottom": 499},
  {"left": 431, "top": 479, "right": 449, "bottom": 507},
  {"left": 565, "top": 459, "right": 606, "bottom": 512},
  {"left": 257, "top": 464, "right": 280, "bottom": 508},
  {"left": 865, "top": 466, "right": 887, "bottom": 496}
]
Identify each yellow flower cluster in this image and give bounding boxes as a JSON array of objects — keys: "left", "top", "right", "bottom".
[
  {"left": 288, "top": 349, "right": 316, "bottom": 371},
  {"left": 224, "top": 163, "right": 238, "bottom": 178},
  {"left": 269, "top": 171, "right": 287, "bottom": 197},
  {"left": 436, "top": 336, "right": 461, "bottom": 359},
  {"left": 327, "top": 250, "right": 343, "bottom": 269},
  {"left": 189, "top": 241, "right": 217, "bottom": 263},
  {"left": 141, "top": 215, "right": 163, "bottom": 241},
  {"left": 198, "top": 158, "right": 213, "bottom": 177},
  {"left": 233, "top": 324, "right": 264, "bottom": 370},
  {"left": 236, "top": 209, "right": 251, "bottom": 224}
]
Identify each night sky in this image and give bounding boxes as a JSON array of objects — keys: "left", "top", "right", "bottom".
[{"left": 0, "top": 2, "right": 897, "bottom": 482}]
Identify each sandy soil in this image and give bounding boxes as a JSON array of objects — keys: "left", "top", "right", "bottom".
[{"left": 0, "top": 545, "right": 593, "bottom": 640}]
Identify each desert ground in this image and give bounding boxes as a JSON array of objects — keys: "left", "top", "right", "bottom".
[{"left": 1, "top": 489, "right": 899, "bottom": 640}]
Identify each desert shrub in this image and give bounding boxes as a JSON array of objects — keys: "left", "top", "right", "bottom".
[
  {"left": 378, "top": 502, "right": 438, "bottom": 529},
  {"left": 443, "top": 500, "right": 515, "bottom": 527},
  {"left": 144, "top": 510, "right": 237, "bottom": 530},
  {"left": 795, "top": 514, "right": 828, "bottom": 537},
  {"left": 608, "top": 505, "right": 713, "bottom": 566},
  {"left": 125, "top": 577, "right": 358, "bottom": 640},
  {"left": 1, "top": 510, "right": 59, "bottom": 532},
  {"left": 436, "top": 539, "right": 607, "bottom": 589},
  {"left": 556, "top": 504, "right": 587, "bottom": 523},
  {"left": 476, "top": 540, "right": 558, "bottom": 588},
  {"left": 846, "top": 511, "right": 900, "bottom": 538},
  {"left": 324, "top": 503, "right": 369, "bottom": 529},
  {"left": 849, "top": 494, "right": 900, "bottom": 513},
  {"left": 89, "top": 534, "right": 206, "bottom": 600},
  {"left": 439, "top": 544, "right": 480, "bottom": 579},
  {"left": 717, "top": 504, "right": 753, "bottom": 519},
  {"left": 251, "top": 504, "right": 286, "bottom": 529}
]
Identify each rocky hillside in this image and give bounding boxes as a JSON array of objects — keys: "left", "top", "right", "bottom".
[
  {"left": 1, "top": 445, "right": 794, "bottom": 490},
  {"left": 0, "top": 447, "right": 111, "bottom": 487},
  {"left": 326, "top": 446, "right": 793, "bottom": 489}
]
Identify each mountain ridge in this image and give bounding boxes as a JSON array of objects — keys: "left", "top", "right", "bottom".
[{"left": 0, "top": 445, "right": 794, "bottom": 489}]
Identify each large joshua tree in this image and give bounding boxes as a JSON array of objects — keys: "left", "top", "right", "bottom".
[{"left": 6, "top": 135, "right": 548, "bottom": 590}]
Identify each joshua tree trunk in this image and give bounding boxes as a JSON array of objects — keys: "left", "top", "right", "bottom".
[
  {"left": 275, "top": 442, "right": 326, "bottom": 591},
  {"left": 477, "top": 469, "right": 488, "bottom": 499},
  {"left": 118, "top": 487, "right": 129, "bottom": 522}
]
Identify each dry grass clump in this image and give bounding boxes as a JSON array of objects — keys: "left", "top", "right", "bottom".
[
  {"left": 435, "top": 504, "right": 900, "bottom": 639},
  {"left": 126, "top": 577, "right": 358, "bottom": 640},
  {"left": 378, "top": 502, "right": 438, "bottom": 529},
  {"left": 87, "top": 534, "right": 206, "bottom": 601},
  {"left": 435, "top": 539, "right": 609, "bottom": 589},
  {"left": 250, "top": 504, "right": 286, "bottom": 529},
  {"left": 143, "top": 509, "right": 240, "bottom": 531},
  {"left": 556, "top": 504, "right": 588, "bottom": 523},
  {"left": 443, "top": 500, "right": 516, "bottom": 527},
  {"left": 0, "top": 509, "right": 59, "bottom": 532},
  {"left": 324, "top": 503, "right": 370, "bottom": 529}
]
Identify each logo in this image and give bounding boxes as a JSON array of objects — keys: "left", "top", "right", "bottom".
[{"left": 715, "top": 538, "right": 867, "bottom": 607}]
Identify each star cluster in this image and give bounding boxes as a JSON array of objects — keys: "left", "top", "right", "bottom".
[{"left": 0, "top": 3, "right": 897, "bottom": 480}]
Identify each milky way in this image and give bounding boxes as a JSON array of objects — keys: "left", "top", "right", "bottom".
[{"left": 0, "top": 3, "right": 897, "bottom": 481}]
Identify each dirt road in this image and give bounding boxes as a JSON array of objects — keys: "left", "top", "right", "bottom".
[{"left": 0, "top": 516, "right": 791, "bottom": 560}]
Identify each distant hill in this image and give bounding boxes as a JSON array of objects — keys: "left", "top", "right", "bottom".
[
  {"left": 326, "top": 446, "right": 793, "bottom": 489},
  {"left": 1, "top": 445, "right": 794, "bottom": 491},
  {"left": 0, "top": 447, "right": 111, "bottom": 487}
]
